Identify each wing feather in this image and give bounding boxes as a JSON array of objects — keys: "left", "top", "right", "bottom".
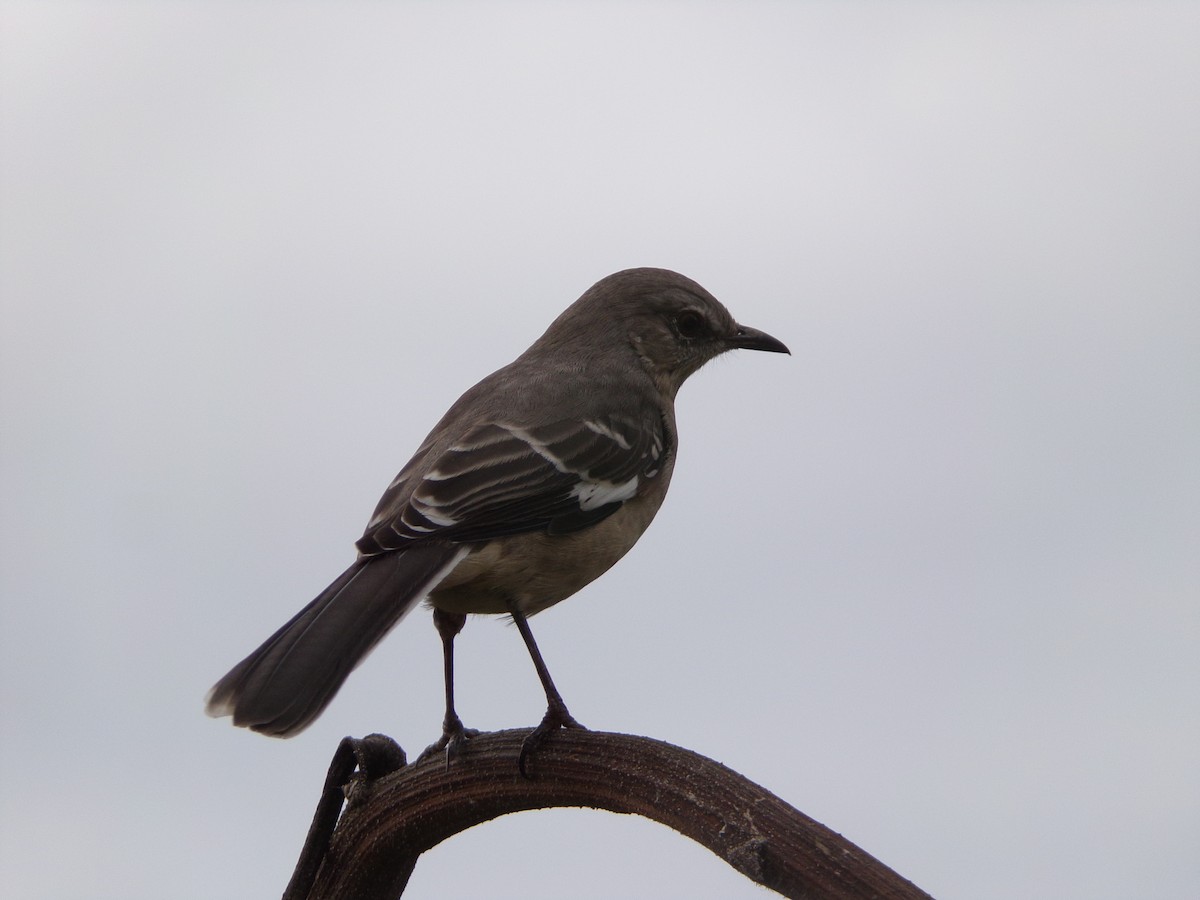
[{"left": 355, "top": 412, "right": 665, "bottom": 556}]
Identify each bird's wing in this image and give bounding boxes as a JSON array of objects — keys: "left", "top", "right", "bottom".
[{"left": 355, "top": 411, "right": 667, "bottom": 555}]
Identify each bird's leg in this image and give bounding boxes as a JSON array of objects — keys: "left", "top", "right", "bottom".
[
  {"left": 423, "top": 608, "right": 478, "bottom": 765},
  {"left": 507, "top": 600, "right": 586, "bottom": 776}
]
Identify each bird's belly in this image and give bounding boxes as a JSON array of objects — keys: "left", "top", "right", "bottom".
[{"left": 427, "top": 500, "right": 659, "bottom": 617}]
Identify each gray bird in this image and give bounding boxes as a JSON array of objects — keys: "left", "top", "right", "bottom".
[{"left": 206, "top": 267, "right": 788, "bottom": 769}]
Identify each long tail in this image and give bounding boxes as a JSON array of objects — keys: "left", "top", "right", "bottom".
[{"left": 205, "top": 544, "right": 467, "bottom": 737}]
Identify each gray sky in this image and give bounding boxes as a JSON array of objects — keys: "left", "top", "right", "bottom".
[{"left": 2, "top": 3, "right": 1197, "bottom": 898}]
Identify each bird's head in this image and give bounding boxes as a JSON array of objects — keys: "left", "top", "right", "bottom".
[{"left": 541, "top": 267, "right": 789, "bottom": 397}]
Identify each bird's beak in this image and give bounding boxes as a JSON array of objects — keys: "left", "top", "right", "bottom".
[{"left": 728, "top": 324, "right": 790, "bottom": 355}]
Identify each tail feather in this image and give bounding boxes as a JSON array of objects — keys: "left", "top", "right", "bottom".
[{"left": 205, "top": 544, "right": 467, "bottom": 737}]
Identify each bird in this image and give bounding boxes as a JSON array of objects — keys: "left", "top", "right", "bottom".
[{"left": 205, "top": 267, "right": 789, "bottom": 770}]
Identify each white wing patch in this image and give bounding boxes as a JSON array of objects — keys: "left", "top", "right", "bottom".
[
  {"left": 502, "top": 421, "right": 643, "bottom": 511},
  {"left": 571, "top": 475, "right": 640, "bottom": 511}
]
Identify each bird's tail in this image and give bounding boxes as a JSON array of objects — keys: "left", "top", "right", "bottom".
[{"left": 205, "top": 544, "right": 467, "bottom": 738}]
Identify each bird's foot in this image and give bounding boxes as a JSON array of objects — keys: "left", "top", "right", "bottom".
[
  {"left": 419, "top": 714, "right": 480, "bottom": 769},
  {"left": 518, "top": 702, "right": 587, "bottom": 778}
]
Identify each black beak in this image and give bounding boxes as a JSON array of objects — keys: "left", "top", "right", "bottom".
[{"left": 729, "top": 324, "right": 790, "bottom": 355}]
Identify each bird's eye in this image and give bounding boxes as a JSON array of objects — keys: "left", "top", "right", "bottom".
[{"left": 674, "top": 310, "right": 706, "bottom": 339}]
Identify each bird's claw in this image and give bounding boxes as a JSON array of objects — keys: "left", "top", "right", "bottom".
[
  {"left": 518, "top": 705, "right": 587, "bottom": 778},
  {"left": 420, "top": 716, "right": 480, "bottom": 769}
]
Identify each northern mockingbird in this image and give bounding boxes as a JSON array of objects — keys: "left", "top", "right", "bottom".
[{"left": 206, "top": 267, "right": 788, "bottom": 768}]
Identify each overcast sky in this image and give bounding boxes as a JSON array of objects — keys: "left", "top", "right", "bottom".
[{"left": 2, "top": 3, "right": 1198, "bottom": 898}]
